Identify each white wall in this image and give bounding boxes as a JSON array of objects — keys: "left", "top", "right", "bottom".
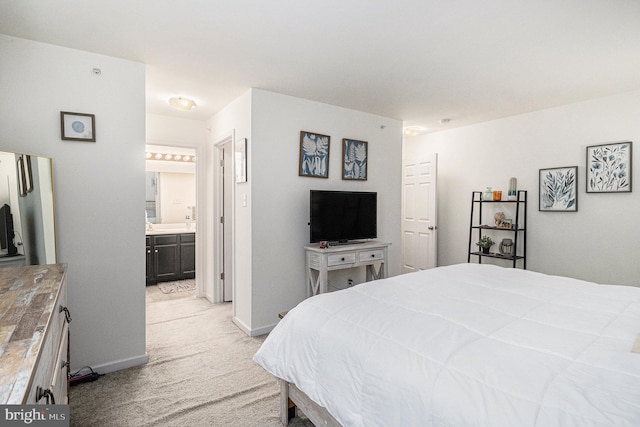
[
  {"left": 207, "top": 90, "right": 252, "bottom": 317},
  {"left": 250, "top": 89, "right": 403, "bottom": 334},
  {"left": 208, "top": 89, "right": 403, "bottom": 336},
  {"left": 0, "top": 35, "right": 147, "bottom": 371},
  {"left": 407, "top": 89, "right": 640, "bottom": 286}
]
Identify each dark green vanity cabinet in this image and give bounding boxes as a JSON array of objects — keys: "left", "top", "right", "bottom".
[{"left": 146, "top": 233, "right": 195, "bottom": 285}]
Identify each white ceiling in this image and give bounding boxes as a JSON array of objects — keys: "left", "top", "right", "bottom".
[{"left": 2, "top": 1, "right": 640, "bottom": 132}]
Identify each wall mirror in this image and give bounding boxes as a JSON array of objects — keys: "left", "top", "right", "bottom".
[
  {"left": 0, "top": 150, "right": 56, "bottom": 267},
  {"left": 145, "top": 145, "right": 196, "bottom": 226}
]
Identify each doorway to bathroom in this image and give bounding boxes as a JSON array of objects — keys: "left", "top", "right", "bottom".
[{"left": 145, "top": 144, "right": 198, "bottom": 294}]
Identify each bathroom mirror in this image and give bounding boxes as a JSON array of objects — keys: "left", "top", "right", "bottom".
[
  {"left": 145, "top": 171, "right": 196, "bottom": 224},
  {"left": 145, "top": 145, "right": 196, "bottom": 226},
  {"left": 0, "top": 150, "right": 56, "bottom": 267}
]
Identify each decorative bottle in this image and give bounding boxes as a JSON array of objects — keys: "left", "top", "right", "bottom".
[
  {"left": 508, "top": 177, "right": 517, "bottom": 200},
  {"left": 482, "top": 187, "right": 493, "bottom": 201}
]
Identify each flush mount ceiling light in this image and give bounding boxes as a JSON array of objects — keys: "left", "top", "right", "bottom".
[
  {"left": 403, "top": 126, "right": 428, "bottom": 137},
  {"left": 169, "top": 96, "right": 197, "bottom": 111}
]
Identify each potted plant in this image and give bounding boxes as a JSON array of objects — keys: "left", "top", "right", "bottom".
[{"left": 476, "top": 235, "right": 495, "bottom": 254}]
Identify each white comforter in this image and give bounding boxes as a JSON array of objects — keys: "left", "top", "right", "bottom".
[{"left": 254, "top": 263, "right": 640, "bottom": 426}]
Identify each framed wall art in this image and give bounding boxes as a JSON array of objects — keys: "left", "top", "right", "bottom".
[
  {"left": 60, "top": 111, "right": 96, "bottom": 142},
  {"left": 299, "top": 131, "right": 330, "bottom": 178},
  {"left": 586, "top": 141, "right": 632, "bottom": 193},
  {"left": 342, "top": 138, "right": 367, "bottom": 180},
  {"left": 539, "top": 166, "right": 578, "bottom": 212}
]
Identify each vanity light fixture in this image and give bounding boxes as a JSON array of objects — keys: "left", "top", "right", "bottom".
[
  {"left": 146, "top": 152, "right": 196, "bottom": 163},
  {"left": 169, "top": 96, "right": 197, "bottom": 111}
]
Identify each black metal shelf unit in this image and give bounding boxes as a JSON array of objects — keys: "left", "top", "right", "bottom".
[{"left": 467, "top": 190, "right": 527, "bottom": 268}]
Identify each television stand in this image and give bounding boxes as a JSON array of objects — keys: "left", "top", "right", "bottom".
[{"left": 304, "top": 241, "right": 390, "bottom": 296}]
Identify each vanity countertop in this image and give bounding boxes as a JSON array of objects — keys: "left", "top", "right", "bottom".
[
  {"left": 146, "top": 228, "right": 195, "bottom": 236},
  {"left": 0, "top": 264, "right": 67, "bottom": 404}
]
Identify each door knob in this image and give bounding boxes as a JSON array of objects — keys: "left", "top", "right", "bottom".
[{"left": 428, "top": 226, "right": 437, "bottom": 230}]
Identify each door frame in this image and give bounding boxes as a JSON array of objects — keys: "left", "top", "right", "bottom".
[
  {"left": 213, "top": 132, "right": 235, "bottom": 309},
  {"left": 145, "top": 140, "right": 203, "bottom": 296}
]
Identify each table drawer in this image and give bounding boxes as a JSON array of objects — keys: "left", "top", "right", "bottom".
[
  {"left": 358, "top": 249, "right": 385, "bottom": 263},
  {"left": 328, "top": 253, "right": 356, "bottom": 267}
]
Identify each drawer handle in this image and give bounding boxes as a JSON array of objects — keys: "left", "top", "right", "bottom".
[
  {"left": 60, "top": 306, "right": 72, "bottom": 323},
  {"left": 371, "top": 254, "right": 375, "bottom": 258},
  {"left": 341, "top": 257, "right": 345, "bottom": 261},
  {"left": 36, "top": 386, "right": 56, "bottom": 404}
]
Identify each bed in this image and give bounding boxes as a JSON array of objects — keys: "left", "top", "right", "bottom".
[{"left": 253, "top": 263, "right": 640, "bottom": 426}]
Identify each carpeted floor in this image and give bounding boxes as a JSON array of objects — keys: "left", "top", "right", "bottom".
[{"left": 69, "top": 285, "right": 313, "bottom": 427}]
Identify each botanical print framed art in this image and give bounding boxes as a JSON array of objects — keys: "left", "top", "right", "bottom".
[
  {"left": 586, "top": 141, "right": 632, "bottom": 193},
  {"left": 299, "top": 131, "right": 330, "bottom": 178},
  {"left": 342, "top": 138, "right": 367, "bottom": 180},
  {"left": 539, "top": 166, "right": 578, "bottom": 212}
]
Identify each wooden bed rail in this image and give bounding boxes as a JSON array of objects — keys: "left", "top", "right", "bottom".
[{"left": 279, "top": 379, "right": 342, "bottom": 426}]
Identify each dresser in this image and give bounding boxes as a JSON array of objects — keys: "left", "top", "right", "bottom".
[{"left": 0, "top": 264, "right": 70, "bottom": 404}]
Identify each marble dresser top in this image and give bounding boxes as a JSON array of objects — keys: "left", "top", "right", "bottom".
[{"left": 0, "top": 264, "right": 67, "bottom": 404}]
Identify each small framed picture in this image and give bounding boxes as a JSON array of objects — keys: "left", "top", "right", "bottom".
[
  {"left": 342, "top": 138, "right": 368, "bottom": 180},
  {"left": 539, "top": 166, "right": 578, "bottom": 212},
  {"left": 586, "top": 141, "right": 632, "bottom": 193},
  {"left": 61, "top": 111, "right": 95, "bottom": 142},
  {"left": 299, "top": 131, "right": 330, "bottom": 178},
  {"left": 498, "top": 218, "right": 513, "bottom": 229}
]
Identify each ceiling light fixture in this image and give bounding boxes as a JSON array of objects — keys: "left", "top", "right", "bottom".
[
  {"left": 169, "top": 96, "right": 197, "bottom": 111},
  {"left": 403, "top": 126, "right": 428, "bottom": 137}
]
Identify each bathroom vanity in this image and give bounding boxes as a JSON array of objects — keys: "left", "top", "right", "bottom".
[{"left": 146, "top": 228, "right": 195, "bottom": 285}]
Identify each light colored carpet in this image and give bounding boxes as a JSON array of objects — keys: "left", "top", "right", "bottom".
[{"left": 70, "top": 287, "right": 313, "bottom": 427}]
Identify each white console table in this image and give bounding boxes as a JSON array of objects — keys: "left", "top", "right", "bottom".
[{"left": 305, "top": 241, "right": 390, "bottom": 296}]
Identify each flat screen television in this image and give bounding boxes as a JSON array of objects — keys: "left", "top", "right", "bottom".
[
  {"left": 309, "top": 190, "right": 377, "bottom": 244},
  {"left": 0, "top": 204, "right": 17, "bottom": 256}
]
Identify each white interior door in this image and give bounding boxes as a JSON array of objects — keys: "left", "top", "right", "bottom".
[
  {"left": 222, "top": 142, "right": 233, "bottom": 301},
  {"left": 401, "top": 152, "right": 437, "bottom": 273}
]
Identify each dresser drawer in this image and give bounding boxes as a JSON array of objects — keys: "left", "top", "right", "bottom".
[
  {"left": 26, "top": 277, "right": 67, "bottom": 404},
  {"left": 358, "top": 249, "right": 385, "bottom": 263},
  {"left": 328, "top": 253, "right": 356, "bottom": 267},
  {"left": 50, "top": 322, "right": 69, "bottom": 404}
]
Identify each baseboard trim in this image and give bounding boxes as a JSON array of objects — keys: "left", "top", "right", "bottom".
[
  {"left": 77, "top": 353, "right": 149, "bottom": 375},
  {"left": 233, "top": 316, "right": 277, "bottom": 337},
  {"left": 232, "top": 316, "right": 251, "bottom": 335},
  {"left": 251, "top": 323, "right": 276, "bottom": 337}
]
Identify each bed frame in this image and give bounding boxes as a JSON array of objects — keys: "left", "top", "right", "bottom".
[{"left": 279, "top": 379, "right": 341, "bottom": 426}]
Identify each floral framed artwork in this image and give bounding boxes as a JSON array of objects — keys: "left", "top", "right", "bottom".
[
  {"left": 586, "top": 141, "right": 632, "bottom": 193},
  {"left": 299, "top": 131, "right": 330, "bottom": 178},
  {"left": 539, "top": 166, "right": 578, "bottom": 212},
  {"left": 342, "top": 138, "right": 367, "bottom": 180},
  {"left": 60, "top": 111, "right": 95, "bottom": 142}
]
